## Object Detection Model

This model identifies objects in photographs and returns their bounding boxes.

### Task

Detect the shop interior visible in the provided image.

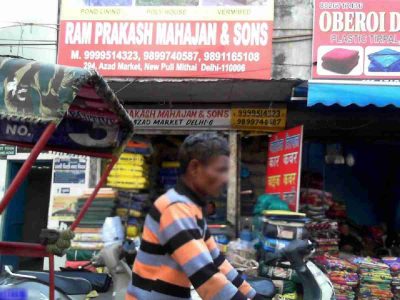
[1,161,52,271]
[40,103,400,300]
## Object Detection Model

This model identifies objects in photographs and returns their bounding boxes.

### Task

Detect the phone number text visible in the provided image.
[78,50,261,63]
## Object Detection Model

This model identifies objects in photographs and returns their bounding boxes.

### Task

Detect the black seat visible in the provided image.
[247,277,276,298]
[17,271,92,295]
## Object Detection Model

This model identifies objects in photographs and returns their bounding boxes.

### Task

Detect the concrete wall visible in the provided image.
[0,0,59,64]
[272,0,313,80]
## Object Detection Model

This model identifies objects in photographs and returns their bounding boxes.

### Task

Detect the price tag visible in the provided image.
[231,107,287,132]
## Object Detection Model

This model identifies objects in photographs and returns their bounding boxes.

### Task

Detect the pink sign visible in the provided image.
[313,0,400,80]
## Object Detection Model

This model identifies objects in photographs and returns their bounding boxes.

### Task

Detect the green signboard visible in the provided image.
[0,145,16,156]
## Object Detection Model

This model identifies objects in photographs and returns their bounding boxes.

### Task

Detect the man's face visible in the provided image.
[190,155,230,197]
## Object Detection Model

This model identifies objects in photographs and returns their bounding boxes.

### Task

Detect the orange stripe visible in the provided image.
[141,227,159,244]
[160,202,196,230]
[205,236,218,251]
[172,239,209,265]
[154,195,171,211]
[125,294,137,300]
[158,265,191,288]
[196,273,230,300]
[219,260,234,275]
[239,281,253,296]
[133,260,160,280]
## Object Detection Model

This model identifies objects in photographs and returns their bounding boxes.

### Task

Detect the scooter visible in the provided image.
[0,243,133,300]
[247,239,335,300]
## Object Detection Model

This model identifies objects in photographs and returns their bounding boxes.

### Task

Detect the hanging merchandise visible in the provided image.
[108,139,153,242]
[115,190,150,239]
[301,189,340,255]
[107,152,149,189]
[159,161,180,191]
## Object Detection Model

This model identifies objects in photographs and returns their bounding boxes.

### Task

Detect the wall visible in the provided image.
[273,0,313,79]
[0,0,58,63]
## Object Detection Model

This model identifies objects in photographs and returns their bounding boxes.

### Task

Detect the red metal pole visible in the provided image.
[70,156,118,230]
[0,123,57,214]
[49,254,55,300]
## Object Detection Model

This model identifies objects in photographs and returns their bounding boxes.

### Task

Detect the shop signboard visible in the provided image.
[129,108,231,130]
[265,126,303,212]
[57,0,274,80]
[0,145,16,156]
[231,106,286,132]
[313,0,400,80]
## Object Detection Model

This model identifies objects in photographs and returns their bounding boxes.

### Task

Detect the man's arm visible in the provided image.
[159,202,248,300]
[204,230,257,299]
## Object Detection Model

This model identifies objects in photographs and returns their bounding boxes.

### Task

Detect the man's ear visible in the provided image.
[187,159,201,176]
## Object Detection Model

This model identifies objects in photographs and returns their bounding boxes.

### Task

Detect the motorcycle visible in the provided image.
[193,239,334,300]
[254,239,334,299]
[0,239,333,300]
[0,243,133,300]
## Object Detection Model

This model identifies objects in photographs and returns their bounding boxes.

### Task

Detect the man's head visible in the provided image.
[179,132,230,197]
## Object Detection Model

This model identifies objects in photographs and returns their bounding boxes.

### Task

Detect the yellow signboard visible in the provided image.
[231,106,287,132]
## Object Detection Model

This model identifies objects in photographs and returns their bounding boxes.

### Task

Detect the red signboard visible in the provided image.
[313,0,400,80]
[57,2,274,80]
[265,126,303,212]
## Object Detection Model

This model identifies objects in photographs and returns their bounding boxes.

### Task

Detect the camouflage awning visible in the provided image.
[0,56,134,157]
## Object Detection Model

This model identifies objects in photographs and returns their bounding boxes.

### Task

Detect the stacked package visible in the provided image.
[111,140,152,239]
[107,153,149,190]
[314,255,358,300]
[350,256,393,299]
[116,191,150,239]
[208,224,231,254]
[382,257,400,299]
[66,188,116,270]
[301,189,340,255]
[258,211,309,300]
[159,161,180,191]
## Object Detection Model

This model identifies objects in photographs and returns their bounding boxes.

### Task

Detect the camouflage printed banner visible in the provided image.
[0,57,134,156]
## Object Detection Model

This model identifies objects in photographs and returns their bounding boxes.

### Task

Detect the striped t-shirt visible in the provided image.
[126,181,256,300]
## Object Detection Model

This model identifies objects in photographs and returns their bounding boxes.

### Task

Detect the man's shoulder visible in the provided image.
[153,189,196,212]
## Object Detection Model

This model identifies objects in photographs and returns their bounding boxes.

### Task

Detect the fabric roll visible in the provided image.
[71,241,104,250]
[66,249,100,261]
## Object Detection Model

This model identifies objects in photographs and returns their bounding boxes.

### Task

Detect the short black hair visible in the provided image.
[179,132,230,173]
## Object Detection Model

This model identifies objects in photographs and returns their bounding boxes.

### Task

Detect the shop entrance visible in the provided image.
[0,160,52,271]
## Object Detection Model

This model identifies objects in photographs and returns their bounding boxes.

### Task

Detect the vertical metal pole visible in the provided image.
[227,131,239,234]
[70,157,118,230]
[49,254,55,300]
[0,123,57,214]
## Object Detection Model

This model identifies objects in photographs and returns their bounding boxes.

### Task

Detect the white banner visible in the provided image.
[128,108,231,130]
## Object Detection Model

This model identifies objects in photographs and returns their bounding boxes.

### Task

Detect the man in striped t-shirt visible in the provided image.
[126,133,260,300]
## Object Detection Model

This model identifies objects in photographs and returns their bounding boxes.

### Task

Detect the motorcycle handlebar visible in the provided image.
[274,240,314,269]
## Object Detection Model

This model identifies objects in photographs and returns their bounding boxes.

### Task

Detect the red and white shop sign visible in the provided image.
[57,1,274,80]
[265,126,303,212]
[313,0,400,79]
